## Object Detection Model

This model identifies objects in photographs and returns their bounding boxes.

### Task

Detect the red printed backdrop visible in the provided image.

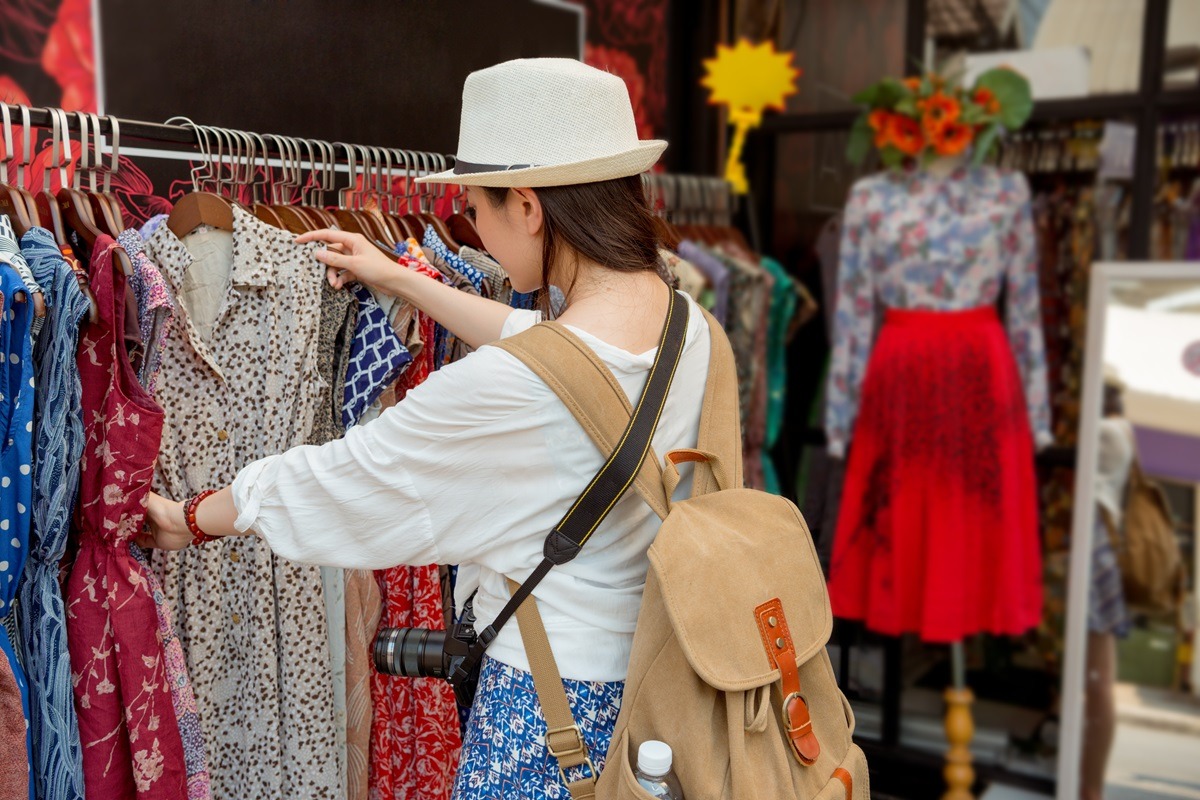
[2,0,170,225]
[569,0,671,142]
[2,1,673,227]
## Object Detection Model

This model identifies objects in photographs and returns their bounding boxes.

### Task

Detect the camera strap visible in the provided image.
[450,288,689,688]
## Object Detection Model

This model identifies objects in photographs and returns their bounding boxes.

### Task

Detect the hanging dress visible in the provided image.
[825,166,1050,643]
[144,208,341,800]
[119,228,214,800]
[369,254,461,800]
[66,236,188,797]
[0,252,35,800]
[17,227,89,800]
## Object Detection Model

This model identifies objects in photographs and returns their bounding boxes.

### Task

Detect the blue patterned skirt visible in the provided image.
[451,655,625,799]
[1089,510,1130,637]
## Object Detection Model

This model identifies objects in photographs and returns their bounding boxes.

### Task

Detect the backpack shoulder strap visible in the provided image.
[493,319,672,520]
[694,307,744,493]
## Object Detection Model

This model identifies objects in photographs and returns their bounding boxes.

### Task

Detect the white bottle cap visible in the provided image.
[637,740,673,777]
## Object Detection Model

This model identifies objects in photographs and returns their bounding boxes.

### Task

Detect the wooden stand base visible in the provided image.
[942,687,976,800]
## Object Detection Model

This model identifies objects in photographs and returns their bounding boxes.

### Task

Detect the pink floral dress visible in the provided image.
[66,237,188,798]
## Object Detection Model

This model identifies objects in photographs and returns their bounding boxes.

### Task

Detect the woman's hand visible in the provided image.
[136,492,193,551]
[295,229,407,293]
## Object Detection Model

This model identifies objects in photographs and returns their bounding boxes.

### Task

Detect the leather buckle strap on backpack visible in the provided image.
[756,598,821,766]
[451,289,689,714]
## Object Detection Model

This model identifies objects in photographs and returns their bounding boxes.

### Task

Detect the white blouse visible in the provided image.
[232,291,711,681]
[1095,417,1135,526]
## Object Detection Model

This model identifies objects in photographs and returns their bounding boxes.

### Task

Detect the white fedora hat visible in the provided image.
[417,58,667,188]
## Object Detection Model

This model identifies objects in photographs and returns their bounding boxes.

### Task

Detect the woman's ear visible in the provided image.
[511,187,543,237]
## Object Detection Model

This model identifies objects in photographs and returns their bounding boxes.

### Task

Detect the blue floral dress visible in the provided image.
[16,227,89,800]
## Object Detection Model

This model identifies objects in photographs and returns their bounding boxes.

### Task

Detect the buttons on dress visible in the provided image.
[217,429,229,441]
[229,550,241,563]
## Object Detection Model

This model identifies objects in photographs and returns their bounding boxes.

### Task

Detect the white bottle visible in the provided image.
[634,740,685,799]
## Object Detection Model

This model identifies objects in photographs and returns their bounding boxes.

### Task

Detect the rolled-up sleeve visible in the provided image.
[231,338,546,570]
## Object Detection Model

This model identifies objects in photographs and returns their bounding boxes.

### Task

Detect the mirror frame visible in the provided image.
[1058,261,1200,799]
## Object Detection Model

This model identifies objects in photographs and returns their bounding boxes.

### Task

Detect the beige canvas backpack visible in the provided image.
[494,298,869,800]
[1105,456,1183,613]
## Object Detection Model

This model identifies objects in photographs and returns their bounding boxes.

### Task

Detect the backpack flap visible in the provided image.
[647,487,833,692]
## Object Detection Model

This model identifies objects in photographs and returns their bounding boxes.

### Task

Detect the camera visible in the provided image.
[373,596,484,707]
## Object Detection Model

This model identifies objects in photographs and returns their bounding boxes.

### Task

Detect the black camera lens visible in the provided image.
[374,627,448,678]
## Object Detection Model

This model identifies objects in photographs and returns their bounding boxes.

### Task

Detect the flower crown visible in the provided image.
[847,67,1033,167]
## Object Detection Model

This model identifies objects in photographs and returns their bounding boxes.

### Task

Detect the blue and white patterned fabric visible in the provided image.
[422,226,486,293]
[451,655,624,800]
[0,253,35,799]
[1089,513,1131,637]
[0,215,42,339]
[342,284,412,428]
[17,227,88,800]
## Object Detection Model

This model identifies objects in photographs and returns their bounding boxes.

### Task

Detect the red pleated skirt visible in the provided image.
[828,307,1042,642]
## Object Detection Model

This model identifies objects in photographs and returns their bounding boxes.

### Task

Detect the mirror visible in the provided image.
[1061,262,1200,799]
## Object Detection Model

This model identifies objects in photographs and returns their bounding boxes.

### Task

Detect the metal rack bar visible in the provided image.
[1,103,455,163]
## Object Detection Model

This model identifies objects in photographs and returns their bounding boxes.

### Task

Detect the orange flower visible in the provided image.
[903,77,922,93]
[868,109,897,147]
[890,115,924,156]
[931,120,974,156]
[918,91,961,127]
[973,87,1001,114]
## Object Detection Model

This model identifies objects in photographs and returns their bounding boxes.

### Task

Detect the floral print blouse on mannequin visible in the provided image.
[826,165,1052,457]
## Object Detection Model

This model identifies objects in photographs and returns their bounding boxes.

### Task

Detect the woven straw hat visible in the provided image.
[416,58,667,187]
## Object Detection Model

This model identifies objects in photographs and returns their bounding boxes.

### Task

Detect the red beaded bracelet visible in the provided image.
[185,490,219,546]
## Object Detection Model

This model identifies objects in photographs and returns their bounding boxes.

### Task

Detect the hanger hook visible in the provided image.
[0,104,13,179]
[335,143,354,210]
[73,111,89,191]
[100,114,119,194]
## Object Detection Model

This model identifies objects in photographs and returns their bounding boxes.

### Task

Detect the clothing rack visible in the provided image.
[643,172,762,253]
[2,103,456,172]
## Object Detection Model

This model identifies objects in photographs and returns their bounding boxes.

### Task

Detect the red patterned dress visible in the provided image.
[369,254,462,799]
[66,237,187,798]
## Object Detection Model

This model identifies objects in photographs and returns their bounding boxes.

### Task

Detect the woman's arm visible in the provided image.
[139,487,241,551]
[296,228,517,349]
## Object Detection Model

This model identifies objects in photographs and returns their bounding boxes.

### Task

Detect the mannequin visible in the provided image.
[826,149,1048,800]
[927,152,976,800]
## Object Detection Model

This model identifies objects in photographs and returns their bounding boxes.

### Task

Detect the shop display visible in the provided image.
[828,64,1046,642]
[0,2,1195,796]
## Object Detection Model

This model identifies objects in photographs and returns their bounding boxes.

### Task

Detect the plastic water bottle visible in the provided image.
[634,740,685,799]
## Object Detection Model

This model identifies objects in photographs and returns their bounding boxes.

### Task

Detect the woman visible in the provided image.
[1081,369,1135,800]
[140,58,714,797]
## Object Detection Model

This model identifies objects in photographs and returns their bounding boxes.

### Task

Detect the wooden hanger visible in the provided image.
[415,153,459,251]
[302,139,341,229]
[91,115,126,232]
[334,142,403,258]
[73,113,121,237]
[46,109,132,276]
[165,121,235,239]
[249,133,286,229]
[0,104,37,237]
[271,137,320,234]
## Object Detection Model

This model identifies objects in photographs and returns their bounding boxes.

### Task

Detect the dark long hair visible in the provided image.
[483,175,665,313]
